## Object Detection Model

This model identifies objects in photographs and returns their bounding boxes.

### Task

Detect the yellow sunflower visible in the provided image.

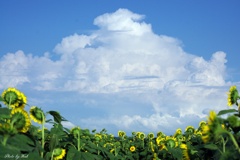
[118,130,126,137]
[52,148,66,160]
[137,132,145,140]
[165,136,178,148]
[201,124,211,143]
[199,121,207,127]
[147,132,155,139]
[1,88,27,109]
[207,110,217,125]
[185,126,195,134]
[174,128,182,137]
[227,85,239,106]
[180,144,190,160]
[130,146,136,152]
[16,92,27,109]
[29,106,45,124]
[10,108,31,133]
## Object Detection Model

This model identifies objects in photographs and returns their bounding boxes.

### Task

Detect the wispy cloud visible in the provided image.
[0,8,235,135]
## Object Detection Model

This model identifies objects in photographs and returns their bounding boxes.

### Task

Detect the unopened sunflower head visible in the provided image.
[227,85,239,107]
[10,108,31,133]
[29,106,45,124]
[1,88,27,109]
[71,126,81,139]
[53,148,66,160]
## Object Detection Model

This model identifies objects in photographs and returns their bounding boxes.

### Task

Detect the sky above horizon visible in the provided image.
[1,1,240,135]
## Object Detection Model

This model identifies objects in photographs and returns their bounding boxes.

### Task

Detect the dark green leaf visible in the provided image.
[7,133,36,152]
[217,109,238,116]
[47,111,67,124]
[49,134,59,151]
[168,147,183,160]
[204,143,219,150]
[0,143,21,159]
[0,108,11,119]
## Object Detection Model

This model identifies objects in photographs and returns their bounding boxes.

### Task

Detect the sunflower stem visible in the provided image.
[7,95,12,109]
[77,131,80,151]
[221,136,225,153]
[50,149,54,160]
[227,132,240,153]
[41,112,45,158]
[2,134,9,146]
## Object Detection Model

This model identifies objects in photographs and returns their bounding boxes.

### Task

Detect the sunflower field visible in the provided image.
[0,86,240,160]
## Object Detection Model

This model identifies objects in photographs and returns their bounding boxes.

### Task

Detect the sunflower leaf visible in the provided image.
[0,108,11,119]
[217,109,238,116]
[204,143,219,150]
[47,111,65,124]
[0,96,3,102]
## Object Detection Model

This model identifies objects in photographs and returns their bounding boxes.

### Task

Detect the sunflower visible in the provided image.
[174,128,182,137]
[29,106,45,124]
[185,126,195,134]
[1,88,27,109]
[137,132,145,140]
[147,132,155,139]
[16,92,27,109]
[10,108,31,133]
[201,124,211,143]
[70,126,81,139]
[199,121,206,127]
[227,85,239,106]
[207,110,217,125]
[165,136,178,148]
[180,144,190,160]
[52,148,66,160]
[118,130,126,137]
[156,136,165,146]
[130,146,136,152]
[157,131,165,138]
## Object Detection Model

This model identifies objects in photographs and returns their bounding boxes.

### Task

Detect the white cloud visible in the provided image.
[0,8,235,135]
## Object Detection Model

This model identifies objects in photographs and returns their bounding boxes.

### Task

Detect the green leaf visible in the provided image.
[6,133,36,152]
[49,134,59,151]
[168,147,183,160]
[217,109,238,116]
[0,96,3,102]
[0,108,11,119]
[204,143,219,150]
[47,111,67,124]
[0,143,21,159]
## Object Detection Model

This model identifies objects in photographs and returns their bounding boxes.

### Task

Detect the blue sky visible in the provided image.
[1,1,240,135]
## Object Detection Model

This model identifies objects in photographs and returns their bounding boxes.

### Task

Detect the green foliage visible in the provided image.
[0,86,240,159]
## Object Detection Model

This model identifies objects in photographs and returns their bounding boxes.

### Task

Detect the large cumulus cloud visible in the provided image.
[0,9,233,135]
